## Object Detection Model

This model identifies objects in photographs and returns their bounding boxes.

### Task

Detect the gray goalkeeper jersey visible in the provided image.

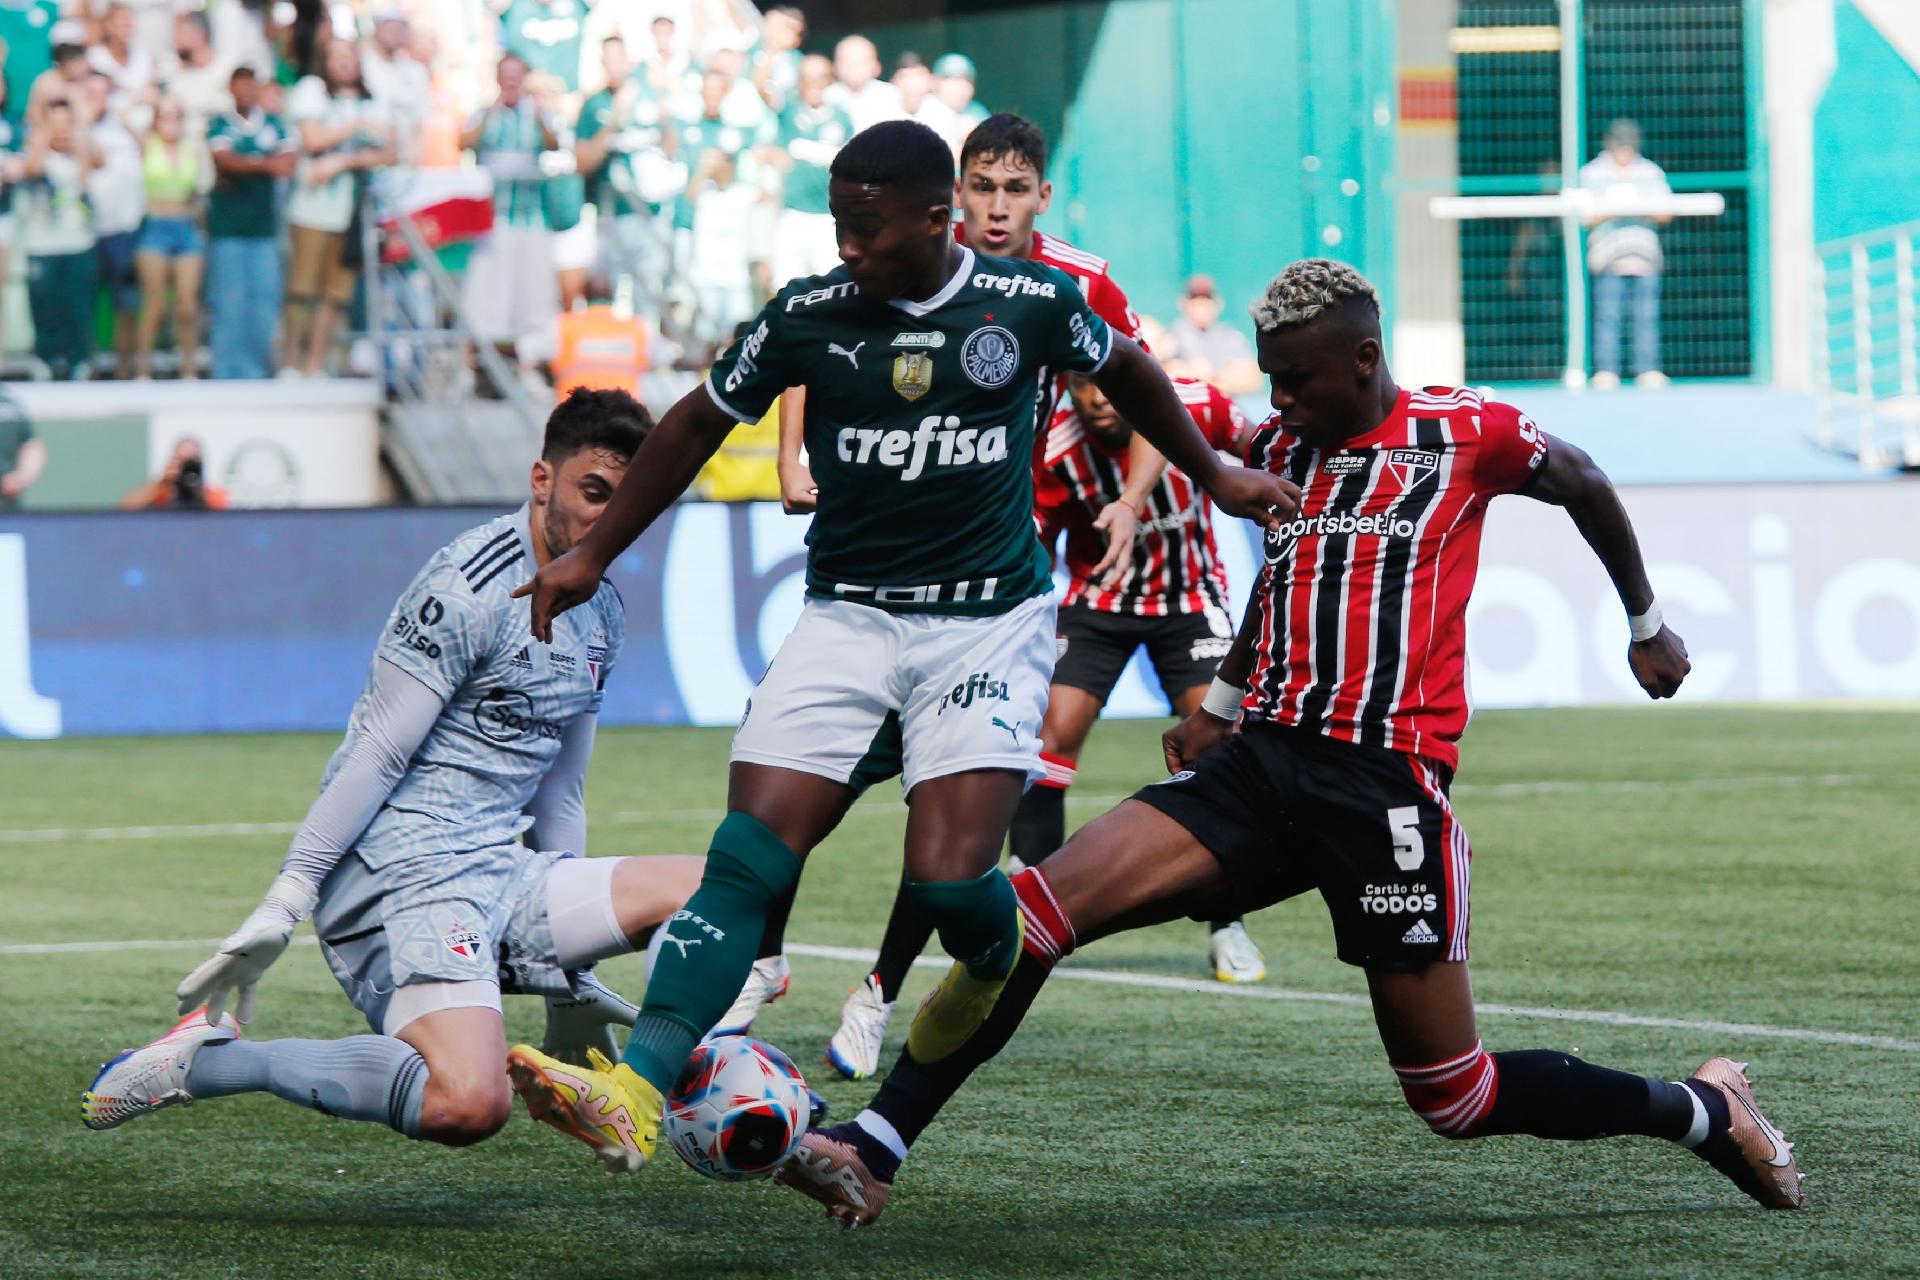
[323,504,625,869]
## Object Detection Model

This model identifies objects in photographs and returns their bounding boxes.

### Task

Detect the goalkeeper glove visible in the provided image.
[176,871,319,1025]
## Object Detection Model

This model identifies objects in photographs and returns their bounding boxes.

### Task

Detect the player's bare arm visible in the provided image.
[515,389,737,641]
[1162,574,1266,773]
[1085,435,1165,586]
[1524,432,1691,699]
[1091,336,1299,530]
[776,387,816,513]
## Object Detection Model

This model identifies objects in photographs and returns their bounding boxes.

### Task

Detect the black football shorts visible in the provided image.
[1133,721,1471,972]
[1052,603,1234,709]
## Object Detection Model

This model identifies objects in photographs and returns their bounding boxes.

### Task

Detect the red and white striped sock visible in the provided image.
[1036,751,1077,792]
[1010,866,1076,969]
[1391,1040,1500,1138]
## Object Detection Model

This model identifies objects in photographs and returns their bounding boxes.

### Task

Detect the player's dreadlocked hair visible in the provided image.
[542,387,652,464]
[1251,259,1381,333]
[830,119,955,207]
[960,112,1048,178]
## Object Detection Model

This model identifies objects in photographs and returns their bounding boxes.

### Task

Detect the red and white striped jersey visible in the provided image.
[1035,378,1250,616]
[953,226,1144,346]
[1243,385,1549,769]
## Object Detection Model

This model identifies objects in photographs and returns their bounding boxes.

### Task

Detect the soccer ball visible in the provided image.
[664,1035,811,1181]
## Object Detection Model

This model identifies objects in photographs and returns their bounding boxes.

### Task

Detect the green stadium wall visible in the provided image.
[806,0,1396,338]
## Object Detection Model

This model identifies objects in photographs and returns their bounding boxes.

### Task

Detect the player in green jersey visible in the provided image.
[499,121,1301,1177]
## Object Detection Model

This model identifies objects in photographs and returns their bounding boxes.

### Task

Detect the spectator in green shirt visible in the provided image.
[0,0,58,128]
[461,52,561,346]
[758,54,850,287]
[574,34,674,307]
[497,0,584,95]
[206,66,296,379]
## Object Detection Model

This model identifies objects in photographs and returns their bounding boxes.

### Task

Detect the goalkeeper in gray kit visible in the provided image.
[84,390,719,1148]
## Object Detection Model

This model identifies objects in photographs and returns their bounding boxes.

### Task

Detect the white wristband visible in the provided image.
[1628,601,1664,643]
[1201,676,1245,721]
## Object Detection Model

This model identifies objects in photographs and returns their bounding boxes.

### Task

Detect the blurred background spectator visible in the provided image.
[0,387,45,511]
[515,273,651,402]
[461,50,558,355]
[84,67,142,377]
[1582,118,1671,391]
[166,11,228,136]
[88,4,154,103]
[205,64,293,379]
[133,94,208,379]
[362,7,429,160]
[119,433,229,509]
[282,37,392,378]
[750,4,803,111]
[759,51,845,286]
[1164,273,1262,395]
[933,53,986,138]
[498,0,582,95]
[21,96,97,379]
[1,2,64,129]
[825,34,898,132]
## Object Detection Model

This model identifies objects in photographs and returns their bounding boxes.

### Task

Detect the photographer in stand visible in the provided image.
[119,436,231,510]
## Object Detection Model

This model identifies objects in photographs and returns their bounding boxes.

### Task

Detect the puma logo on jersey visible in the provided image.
[828,341,865,368]
[835,415,1010,481]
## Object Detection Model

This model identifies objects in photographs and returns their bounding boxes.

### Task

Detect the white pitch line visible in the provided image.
[4,933,1909,1052]
[0,772,1897,847]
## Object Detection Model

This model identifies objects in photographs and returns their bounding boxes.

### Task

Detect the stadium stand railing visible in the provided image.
[368,198,545,504]
[1813,218,1920,470]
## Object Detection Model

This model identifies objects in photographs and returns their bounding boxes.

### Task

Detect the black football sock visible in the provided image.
[865,948,1054,1150]
[1208,916,1243,933]
[1480,1050,1725,1141]
[870,872,935,1001]
[1008,782,1066,868]
[757,885,795,961]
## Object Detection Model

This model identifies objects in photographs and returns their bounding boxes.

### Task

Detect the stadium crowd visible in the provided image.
[0,0,1031,383]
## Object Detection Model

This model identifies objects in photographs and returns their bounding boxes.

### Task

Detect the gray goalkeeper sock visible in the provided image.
[186,1036,430,1138]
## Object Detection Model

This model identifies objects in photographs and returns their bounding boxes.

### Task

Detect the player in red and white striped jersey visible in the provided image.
[1024,372,1265,983]
[781,260,1805,1226]
[1038,374,1246,617]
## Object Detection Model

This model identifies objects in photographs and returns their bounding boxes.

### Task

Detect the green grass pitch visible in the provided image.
[2,706,1916,1278]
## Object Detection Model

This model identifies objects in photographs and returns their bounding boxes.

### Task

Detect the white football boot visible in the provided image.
[1208,922,1268,984]
[825,974,896,1080]
[707,954,791,1038]
[82,1008,240,1131]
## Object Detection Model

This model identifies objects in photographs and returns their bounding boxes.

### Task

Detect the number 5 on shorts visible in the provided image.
[1388,806,1425,872]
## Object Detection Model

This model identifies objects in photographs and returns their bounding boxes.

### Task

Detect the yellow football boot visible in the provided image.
[505,1043,661,1173]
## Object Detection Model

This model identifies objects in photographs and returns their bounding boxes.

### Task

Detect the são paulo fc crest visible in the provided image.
[893,352,934,401]
[444,921,483,960]
[1386,447,1438,489]
[961,326,1020,388]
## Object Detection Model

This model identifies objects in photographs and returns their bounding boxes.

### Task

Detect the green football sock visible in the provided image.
[908,867,1020,981]
[621,812,802,1091]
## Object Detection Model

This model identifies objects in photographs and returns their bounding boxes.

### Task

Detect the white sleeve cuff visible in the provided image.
[703,375,759,424]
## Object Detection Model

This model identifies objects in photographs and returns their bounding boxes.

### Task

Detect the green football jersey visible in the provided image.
[706,246,1115,616]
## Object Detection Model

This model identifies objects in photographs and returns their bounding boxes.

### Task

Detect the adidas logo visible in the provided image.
[1401,919,1439,945]
[509,646,533,670]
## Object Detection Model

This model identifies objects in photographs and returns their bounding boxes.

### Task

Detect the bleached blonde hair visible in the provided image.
[1250,259,1380,334]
